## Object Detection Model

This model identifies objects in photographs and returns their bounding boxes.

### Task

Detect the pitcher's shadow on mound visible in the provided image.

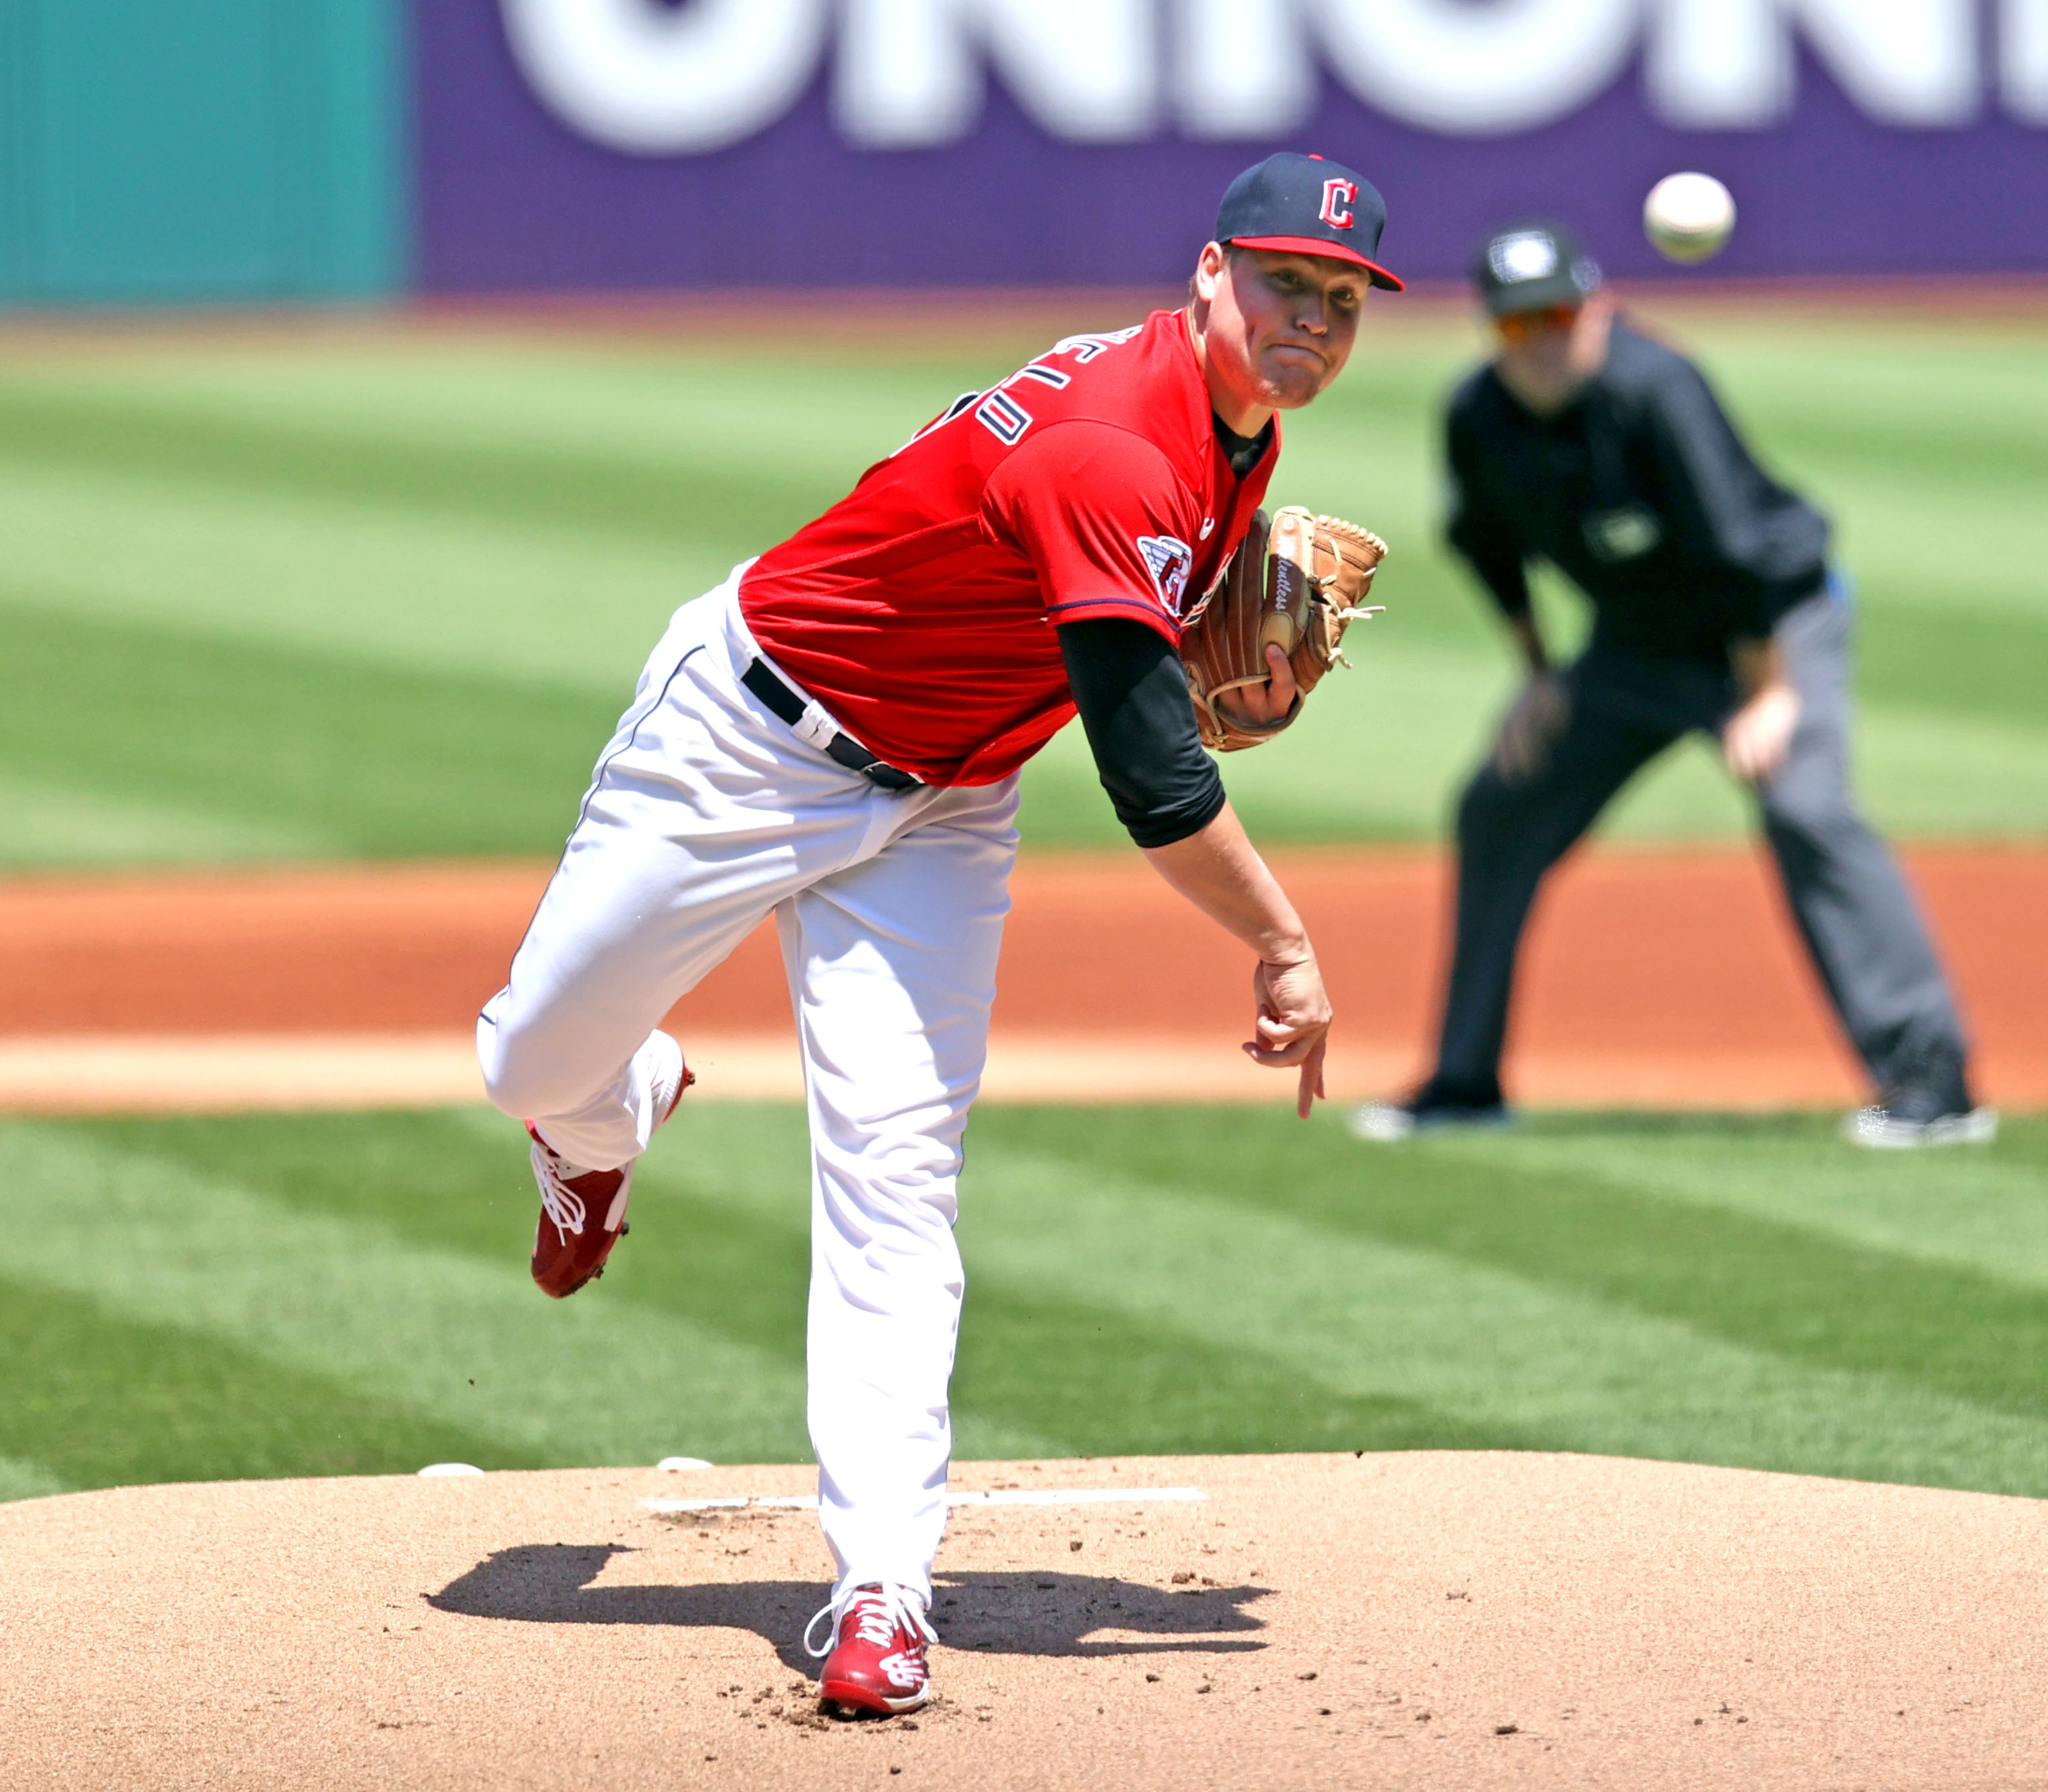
[429,1544,1270,1674]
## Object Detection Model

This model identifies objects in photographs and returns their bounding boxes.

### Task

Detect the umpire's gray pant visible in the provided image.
[1432,585,1967,1101]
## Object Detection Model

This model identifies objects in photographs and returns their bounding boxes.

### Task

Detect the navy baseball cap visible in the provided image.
[1472,220,1603,316]
[1216,153,1403,291]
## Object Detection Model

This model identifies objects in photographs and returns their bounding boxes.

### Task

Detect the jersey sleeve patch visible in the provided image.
[1135,534,1195,618]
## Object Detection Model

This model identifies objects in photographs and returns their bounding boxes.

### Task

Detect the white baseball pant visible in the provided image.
[477,569,1019,1609]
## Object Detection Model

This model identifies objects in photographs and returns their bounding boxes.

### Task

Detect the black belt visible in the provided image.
[740,657,921,791]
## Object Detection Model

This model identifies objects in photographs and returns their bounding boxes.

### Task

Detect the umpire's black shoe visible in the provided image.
[1351,1078,1514,1143]
[1843,1040,1998,1149]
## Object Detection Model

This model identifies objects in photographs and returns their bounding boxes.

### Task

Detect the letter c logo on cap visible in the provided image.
[1318,179,1357,230]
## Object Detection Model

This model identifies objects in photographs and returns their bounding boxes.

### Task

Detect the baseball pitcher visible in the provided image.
[477,154,1397,1714]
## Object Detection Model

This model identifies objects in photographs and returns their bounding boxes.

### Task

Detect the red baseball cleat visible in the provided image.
[527,1034,691,1299]
[806,1583,936,1716]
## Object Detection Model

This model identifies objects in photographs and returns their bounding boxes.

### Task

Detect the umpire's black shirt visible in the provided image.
[1445,319,1829,663]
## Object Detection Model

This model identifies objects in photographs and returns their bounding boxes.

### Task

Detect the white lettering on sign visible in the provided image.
[502,0,2035,155]
[1647,0,1979,129]
[1176,0,1316,137]
[501,0,827,153]
[1312,0,1638,135]
[2004,0,2048,121]
[836,0,1157,148]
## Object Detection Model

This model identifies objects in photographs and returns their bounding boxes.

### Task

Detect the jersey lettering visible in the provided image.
[1048,325,1144,364]
[974,389,1033,446]
[891,389,982,458]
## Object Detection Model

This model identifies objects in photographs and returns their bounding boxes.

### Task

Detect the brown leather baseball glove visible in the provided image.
[1179,505,1387,751]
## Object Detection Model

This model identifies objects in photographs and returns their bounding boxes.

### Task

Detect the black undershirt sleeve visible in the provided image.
[1057,618,1226,850]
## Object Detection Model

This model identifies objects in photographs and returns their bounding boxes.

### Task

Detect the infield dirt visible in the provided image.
[0,845,2041,1111]
[4,1451,2045,1791]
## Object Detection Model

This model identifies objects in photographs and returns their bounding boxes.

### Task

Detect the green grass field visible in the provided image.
[0,306,2043,868]
[5,1105,2048,1505]
[3,307,2046,1507]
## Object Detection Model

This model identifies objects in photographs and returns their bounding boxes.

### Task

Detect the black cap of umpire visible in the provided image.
[1472,221,1603,317]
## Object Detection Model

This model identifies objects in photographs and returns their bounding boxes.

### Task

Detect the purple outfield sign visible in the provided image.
[418,1,2048,291]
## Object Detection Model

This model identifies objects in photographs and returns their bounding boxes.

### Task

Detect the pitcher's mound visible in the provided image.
[3,1451,2041,1790]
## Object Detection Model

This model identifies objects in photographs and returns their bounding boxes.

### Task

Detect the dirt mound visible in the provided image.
[3,1451,2043,1790]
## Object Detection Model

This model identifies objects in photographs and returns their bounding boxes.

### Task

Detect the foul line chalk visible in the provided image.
[641,1486,1207,1516]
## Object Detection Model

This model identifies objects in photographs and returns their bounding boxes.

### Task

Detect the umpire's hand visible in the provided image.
[1723,685,1801,785]
[1492,671,1569,782]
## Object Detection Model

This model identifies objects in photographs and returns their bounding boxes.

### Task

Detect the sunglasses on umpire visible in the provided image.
[1496,304,1582,343]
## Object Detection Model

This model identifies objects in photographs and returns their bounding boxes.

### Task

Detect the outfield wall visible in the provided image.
[0,0,406,303]
[430,0,2048,291]
[3,1,2048,303]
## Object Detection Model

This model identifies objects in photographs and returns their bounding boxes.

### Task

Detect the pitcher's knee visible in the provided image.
[477,1024,531,1119]
[477,1007,592,1121]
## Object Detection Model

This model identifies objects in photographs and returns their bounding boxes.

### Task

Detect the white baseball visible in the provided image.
[1644,172,1735,264]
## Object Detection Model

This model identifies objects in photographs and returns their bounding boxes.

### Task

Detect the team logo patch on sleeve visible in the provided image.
[1136,534,1195,617]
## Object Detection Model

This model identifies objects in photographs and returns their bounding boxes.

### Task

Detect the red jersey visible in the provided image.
[738,308,1278,787]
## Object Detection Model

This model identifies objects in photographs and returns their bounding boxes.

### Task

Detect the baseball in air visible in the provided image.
[1644,172,1735,263]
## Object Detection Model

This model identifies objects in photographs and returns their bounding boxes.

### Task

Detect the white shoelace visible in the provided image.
[530,1145,587,1245]
[530,1034,679,1251]
[803,1582,936,1659]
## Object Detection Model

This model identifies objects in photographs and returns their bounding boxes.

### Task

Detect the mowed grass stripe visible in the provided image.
[643,1105,2048,1494]
[0,382,837,561]
[0,349,985,503]
[0,768,327,870]
[0,462,705,691]
[590,1116,1513,1458]
[1438,1121,2048,1293]
[953,1138,2048,1497]
[0,324,2043,860]
[0,601,618,860]
[1724,344,2048,501]
[986,1109,2048,1416]
[0,1121,816,1471]
[0,1276,499,1491]
[16,1107,2048,1495]
[1855,605,2048,732]
[89,1110,1464,1464]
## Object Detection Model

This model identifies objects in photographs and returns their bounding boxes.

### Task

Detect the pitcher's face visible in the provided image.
[1196,245,1366,417]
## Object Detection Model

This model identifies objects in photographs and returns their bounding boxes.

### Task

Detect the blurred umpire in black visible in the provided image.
[1358,222,1991,1149]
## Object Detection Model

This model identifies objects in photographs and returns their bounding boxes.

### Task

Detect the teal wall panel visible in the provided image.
[0,0,406,303]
